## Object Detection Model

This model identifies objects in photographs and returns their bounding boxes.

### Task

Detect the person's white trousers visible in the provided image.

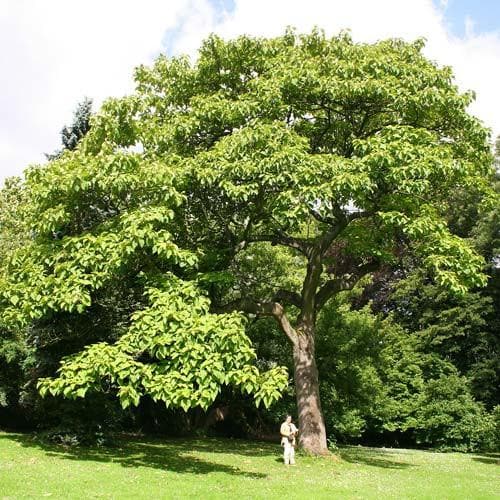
[283,441,295,465]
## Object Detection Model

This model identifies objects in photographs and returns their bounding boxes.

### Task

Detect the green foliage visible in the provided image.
[0,177,29,258]
[133,29,492,295]
[0,328,27,410]
[61,98,93,151]
[316,300,390,439]
[46,98,93,160]
[470,175,500,265]
[0,154,188,327]
[493,405,500,447]
[404,374,497,452]
[389,271,499,409]
[230,242,306,302]
[314,291,498,451]
[37,275,287,411]
[0,178,31,419]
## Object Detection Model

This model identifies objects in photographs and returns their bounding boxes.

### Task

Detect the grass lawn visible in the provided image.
[0,432,498,499]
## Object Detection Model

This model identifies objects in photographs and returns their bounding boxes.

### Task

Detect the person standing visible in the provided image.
[280,415,298,465]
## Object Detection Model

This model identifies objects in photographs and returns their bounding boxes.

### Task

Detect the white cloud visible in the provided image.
[0,0,201,183]
[429,28,500,136]
[1,0,499,185]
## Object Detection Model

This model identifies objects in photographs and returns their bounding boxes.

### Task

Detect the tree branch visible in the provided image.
[347,210,369,222]
[315,260,380,310]
[319,224,346,254]
[239,232,313,256]
[216,298,298,346]
[308,207,336,226]
[315,278,344,310]
[273,289,302,308]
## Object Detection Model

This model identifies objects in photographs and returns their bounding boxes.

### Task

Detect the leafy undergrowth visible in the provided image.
[0,432,498,499]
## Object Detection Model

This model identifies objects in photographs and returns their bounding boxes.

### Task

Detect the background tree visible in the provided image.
[46,98,93,160]
[0,30,495,455]
[0,178,29,420]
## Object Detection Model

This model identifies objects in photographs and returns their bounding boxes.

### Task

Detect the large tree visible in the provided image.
[1,30,494,454]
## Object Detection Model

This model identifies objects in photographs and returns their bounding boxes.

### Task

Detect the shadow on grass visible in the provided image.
[1,433,425,472]
[472,453,500,466]
[339,446,415,469]
[0,433,269,478]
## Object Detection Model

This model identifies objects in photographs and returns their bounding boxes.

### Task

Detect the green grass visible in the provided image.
[0,432,498,499]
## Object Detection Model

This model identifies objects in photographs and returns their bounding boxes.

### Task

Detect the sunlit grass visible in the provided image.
[0,432,498,499]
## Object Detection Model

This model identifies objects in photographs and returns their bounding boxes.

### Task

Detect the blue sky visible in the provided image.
[210,0,236,16]
[436,0,500,37]
[1,0,499,184]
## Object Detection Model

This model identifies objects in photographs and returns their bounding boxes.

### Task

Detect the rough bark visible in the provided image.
[293,322,329,454]
[292,247,329,454]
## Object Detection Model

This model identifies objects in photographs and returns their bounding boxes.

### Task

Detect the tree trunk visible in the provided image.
[293,322,329,455]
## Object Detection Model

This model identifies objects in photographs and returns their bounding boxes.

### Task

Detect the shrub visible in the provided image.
[405,374,496,452]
